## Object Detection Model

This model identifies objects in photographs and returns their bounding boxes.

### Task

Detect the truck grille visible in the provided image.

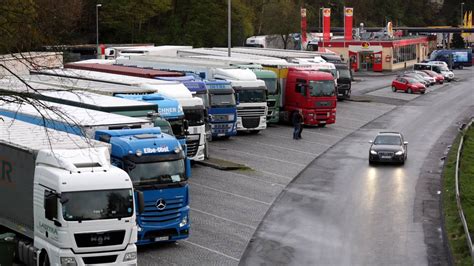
[74,230,125,247]
[378,152,394,157]
[185,134,200,157]
[315,101,331,107]
[82,255,117,264]
[212,123,234,134]
[141,197,185,224]
[237,106,266,117]
[242,117,261,129]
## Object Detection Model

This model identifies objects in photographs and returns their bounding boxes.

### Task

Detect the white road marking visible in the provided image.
[190,182,272,205]
[182,240,240,262]
[191,208,257,230]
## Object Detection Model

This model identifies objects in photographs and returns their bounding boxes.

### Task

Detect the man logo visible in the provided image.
[156,199,166,211]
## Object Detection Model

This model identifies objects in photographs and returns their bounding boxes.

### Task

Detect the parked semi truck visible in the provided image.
[0,116,138,265]
[67,62,237,140]
[23,74,187,141]
[157,75,238,139]
[114,57,267,133]
[0,101,191,245]
[172,49,337,126]
[35,68,207,161]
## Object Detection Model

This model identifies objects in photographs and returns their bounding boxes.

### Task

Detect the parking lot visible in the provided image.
[139,91,404,264]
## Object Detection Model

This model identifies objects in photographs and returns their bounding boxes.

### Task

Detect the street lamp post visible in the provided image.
[228,0,231,57]
[461,2,465,27]
[96,4,102,59]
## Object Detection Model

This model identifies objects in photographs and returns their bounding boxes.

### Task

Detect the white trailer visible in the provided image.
[0,116,138,265]
[35,68,207,161]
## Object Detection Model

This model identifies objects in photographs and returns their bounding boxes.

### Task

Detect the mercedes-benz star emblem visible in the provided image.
[156,199,166,211]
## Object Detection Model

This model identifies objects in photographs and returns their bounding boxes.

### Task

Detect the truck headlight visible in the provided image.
[60,257,77,266]
[123,252,137,262]
[180,215,188,227]
[395,150,404,156]
[370,150,377,155]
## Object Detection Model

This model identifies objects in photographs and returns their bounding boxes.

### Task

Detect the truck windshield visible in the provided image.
[338,69,351,79]
[163,118,185,138]
[210,93,236,107]
[261,78,277,95]
[194,93,210,108]
[128,159,186,187]
[62,189,134,221]
[184,108,205,126]
[236,88,266,103]
[309,80,335,97]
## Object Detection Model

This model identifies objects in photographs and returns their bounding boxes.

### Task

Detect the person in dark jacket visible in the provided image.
[292,110,304,139]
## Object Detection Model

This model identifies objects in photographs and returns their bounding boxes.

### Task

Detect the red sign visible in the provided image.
[344,7,353,40]
[301,8,307,45]
[361,42,370,49]
[323,8,331,42]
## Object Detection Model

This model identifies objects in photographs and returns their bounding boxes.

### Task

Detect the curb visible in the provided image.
[195,157,250,171]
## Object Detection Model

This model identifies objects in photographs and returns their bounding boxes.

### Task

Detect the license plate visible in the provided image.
[320,121,327,124]
[155,236,169,241]
[218,133,225,137]
[381,156,391,159]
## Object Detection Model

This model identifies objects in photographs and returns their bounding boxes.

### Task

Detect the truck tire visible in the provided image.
[40,252,50,266]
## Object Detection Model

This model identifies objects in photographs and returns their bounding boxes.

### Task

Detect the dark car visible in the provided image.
[391,77,426,94]
[369,132,408,164]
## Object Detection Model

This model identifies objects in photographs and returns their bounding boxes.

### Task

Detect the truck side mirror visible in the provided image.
[136,190,145,214]
[44,193,58,221]
[183,120,189,132]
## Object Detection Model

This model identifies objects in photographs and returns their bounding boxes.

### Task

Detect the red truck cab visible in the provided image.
[285,68,337,126]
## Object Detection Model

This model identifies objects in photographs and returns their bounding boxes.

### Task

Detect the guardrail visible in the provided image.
[455,119,474,263]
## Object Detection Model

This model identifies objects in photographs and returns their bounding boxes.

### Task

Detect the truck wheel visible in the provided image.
[41,252,50,266]
[392,86,397,92]
[460,65,464,70]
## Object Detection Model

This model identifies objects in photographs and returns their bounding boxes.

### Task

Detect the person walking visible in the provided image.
[292,110,304,140]
[297,110,304,139]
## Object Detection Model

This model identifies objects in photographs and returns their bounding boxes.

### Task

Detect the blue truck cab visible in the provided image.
[158,76,237,139]
[95,127,191,245]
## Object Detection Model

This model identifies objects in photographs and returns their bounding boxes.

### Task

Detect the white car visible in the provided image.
[428,61,449,68]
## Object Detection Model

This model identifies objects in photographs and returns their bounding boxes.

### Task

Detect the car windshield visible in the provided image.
[439,65,449,71]
[261,78,277,94]
[236,88,266,103]
[62,189,134,221]
[374,135,402,145]
[127,159,186,187]
[308,80,335,97]
[210,93,236,107]
[166,118,185,138]
[405,78,418,83]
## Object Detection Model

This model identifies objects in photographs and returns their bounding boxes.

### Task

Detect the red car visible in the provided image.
[421,70,444,84]
[391,77,426,94]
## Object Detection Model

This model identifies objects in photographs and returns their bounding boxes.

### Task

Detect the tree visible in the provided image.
[259,0,301,49]
[450,33,466,49]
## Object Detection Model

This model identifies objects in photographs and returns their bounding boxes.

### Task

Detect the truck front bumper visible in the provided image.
[54,243,137,265]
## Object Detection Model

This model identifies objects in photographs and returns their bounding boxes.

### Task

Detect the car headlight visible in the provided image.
[123,252,137,262]
[370,150,377,155]
[395,150,404,156]
[60,257,77,266]
[180,215,188,227]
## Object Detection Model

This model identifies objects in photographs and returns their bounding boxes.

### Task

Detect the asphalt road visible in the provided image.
[138,69,472,265]
[241,69,474,265]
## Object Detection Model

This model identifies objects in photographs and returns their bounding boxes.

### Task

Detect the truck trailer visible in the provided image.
[0,116,138,265]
